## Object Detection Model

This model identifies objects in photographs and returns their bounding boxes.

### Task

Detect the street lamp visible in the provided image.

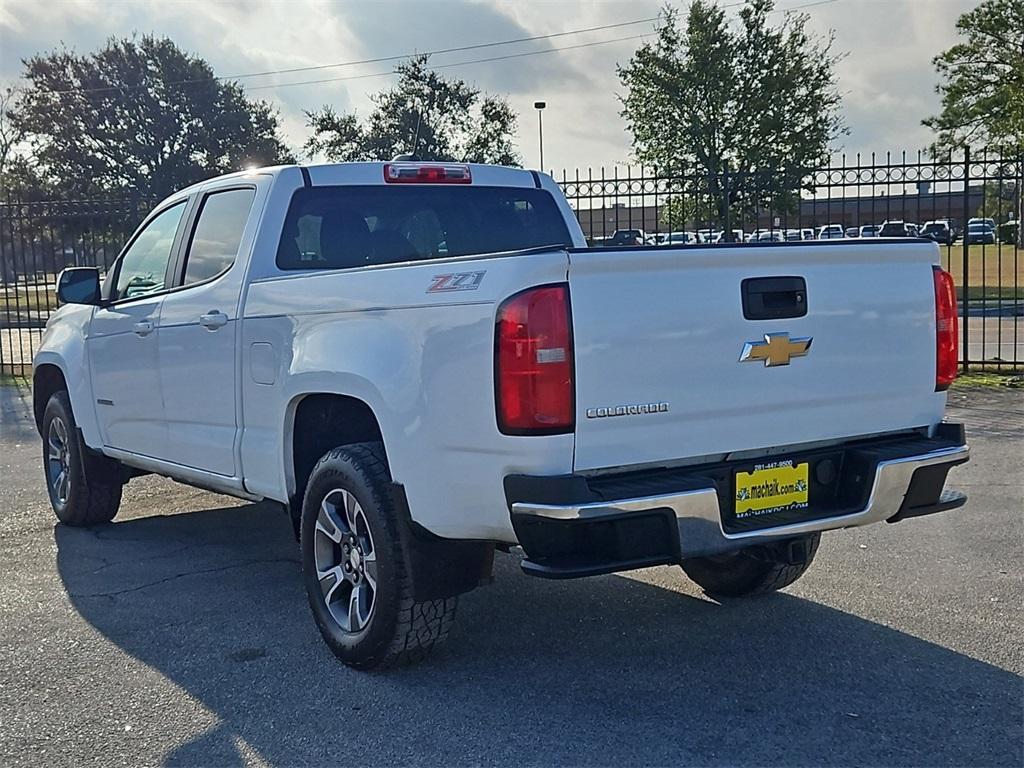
[534,101,546,172]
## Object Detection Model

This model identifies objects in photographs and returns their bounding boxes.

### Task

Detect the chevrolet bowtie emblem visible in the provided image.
[739,332,812,367]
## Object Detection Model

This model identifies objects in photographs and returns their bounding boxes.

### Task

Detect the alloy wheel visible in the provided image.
[313,488,378,633]
[47,417,72,505]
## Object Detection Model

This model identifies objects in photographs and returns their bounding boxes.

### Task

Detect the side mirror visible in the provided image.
[56,267,102,306]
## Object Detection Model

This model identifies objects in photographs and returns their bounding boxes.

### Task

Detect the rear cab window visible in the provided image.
[276,186,573,271]
[181,188,256,285]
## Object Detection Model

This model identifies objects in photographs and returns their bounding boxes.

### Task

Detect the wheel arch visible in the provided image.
[33,362,69,435]
[283,391,386,530]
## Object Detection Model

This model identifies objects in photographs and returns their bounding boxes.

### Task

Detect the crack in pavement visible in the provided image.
[70,557,300,599]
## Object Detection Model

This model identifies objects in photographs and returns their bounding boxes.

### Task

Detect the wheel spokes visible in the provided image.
[318,564,345,598]
[52,417,68,446]
[342,489,360,532]
[317,492,348,542]
[55,470,69,501]
[362,551,378,591]
[47,435,62,461]
[349,583,371,631]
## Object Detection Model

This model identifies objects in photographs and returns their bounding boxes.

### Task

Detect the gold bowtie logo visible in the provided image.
[739,333,812,367]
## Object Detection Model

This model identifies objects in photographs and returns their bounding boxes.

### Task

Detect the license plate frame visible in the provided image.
[734,459,810,521]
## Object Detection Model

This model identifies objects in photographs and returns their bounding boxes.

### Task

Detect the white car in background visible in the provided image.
[859,225,881,238]
[818,224,845,239]
[664,231,704,245]
[712,229,745,244]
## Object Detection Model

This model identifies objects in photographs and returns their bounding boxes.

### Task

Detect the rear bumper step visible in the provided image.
[506,428,969,579]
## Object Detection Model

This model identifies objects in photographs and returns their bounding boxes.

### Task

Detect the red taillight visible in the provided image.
[383,162,471,184]
[495,285,574,434]
[934,266,958,391]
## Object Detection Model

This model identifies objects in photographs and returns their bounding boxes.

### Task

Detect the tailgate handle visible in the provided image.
[741,277,807,320]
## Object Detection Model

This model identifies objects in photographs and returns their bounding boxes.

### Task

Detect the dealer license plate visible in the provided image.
[734,459,810,520]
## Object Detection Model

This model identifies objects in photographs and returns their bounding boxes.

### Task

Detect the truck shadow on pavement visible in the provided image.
[55,500,1022,767]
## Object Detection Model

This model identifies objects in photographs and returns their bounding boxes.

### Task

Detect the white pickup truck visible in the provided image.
[34,161,969,669]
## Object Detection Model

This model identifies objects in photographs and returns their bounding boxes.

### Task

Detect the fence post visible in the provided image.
[722,163,731,241]
[961,147,970,372]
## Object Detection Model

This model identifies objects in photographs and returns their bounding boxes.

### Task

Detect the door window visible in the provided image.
[182,188,257,285]
[114,202,187,300]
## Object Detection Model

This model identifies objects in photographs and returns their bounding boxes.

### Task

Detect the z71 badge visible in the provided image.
[427,271,486,293]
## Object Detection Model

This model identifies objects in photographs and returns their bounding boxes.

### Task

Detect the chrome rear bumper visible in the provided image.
[508,437,969,575]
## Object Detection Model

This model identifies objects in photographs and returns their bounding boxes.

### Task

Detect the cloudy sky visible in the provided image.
[0,0,976,171]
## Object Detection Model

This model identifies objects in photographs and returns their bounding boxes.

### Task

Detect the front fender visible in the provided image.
[33,305,100,449]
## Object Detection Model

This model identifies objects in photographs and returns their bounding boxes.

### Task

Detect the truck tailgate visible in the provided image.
[568,241,945,472]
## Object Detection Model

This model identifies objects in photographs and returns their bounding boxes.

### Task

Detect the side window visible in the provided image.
[114,202,187,301]
[182,188,256,285]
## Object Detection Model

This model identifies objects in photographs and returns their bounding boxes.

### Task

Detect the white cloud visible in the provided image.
[0,0,975,170]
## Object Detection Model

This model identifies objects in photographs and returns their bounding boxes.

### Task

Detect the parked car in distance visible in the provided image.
[663,231,704,245]
[606,229,648,247]
[966,222,996,244]
[32,160,969,670]
[968,217,995,230]
[921,220,955,245]
[712,229,745,244]
[845,227,860,238]
[817,224,845,239]
[879,220,914,237]
[754,230,786,242]
[784,229,803,242]
[859,225,881,238]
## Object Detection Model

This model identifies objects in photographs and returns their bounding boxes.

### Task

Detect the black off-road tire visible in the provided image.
[41,390,122,526]
[681,533,821,598]
[300,442,457,670]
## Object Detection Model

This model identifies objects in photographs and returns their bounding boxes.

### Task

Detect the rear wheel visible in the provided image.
[681,533,820,598]
[41,391,122,526]
[300,442,457,669]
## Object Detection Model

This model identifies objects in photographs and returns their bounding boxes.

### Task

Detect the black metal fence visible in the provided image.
[1,149,1021,376]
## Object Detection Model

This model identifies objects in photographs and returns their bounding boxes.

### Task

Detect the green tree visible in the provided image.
[618,1,844,233]
[923,0,1023,154]
[976,180,1018,221]
[12,35,294,198]
[658,194,717,231]
[305,55,520,165]
[924,0,1023,244]
[0,84,26,185]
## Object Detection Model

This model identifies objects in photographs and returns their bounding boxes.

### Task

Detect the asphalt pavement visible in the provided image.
[0,382,1021,767]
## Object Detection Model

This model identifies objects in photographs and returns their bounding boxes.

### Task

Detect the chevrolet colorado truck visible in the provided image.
[34,161,969,669]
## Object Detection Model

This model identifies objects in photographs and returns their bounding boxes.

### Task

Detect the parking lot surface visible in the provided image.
[0,383,1021,767]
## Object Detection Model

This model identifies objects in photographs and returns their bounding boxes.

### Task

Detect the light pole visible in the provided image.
[534,101,546,172]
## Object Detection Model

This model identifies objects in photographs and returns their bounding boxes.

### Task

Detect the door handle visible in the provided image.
[133,320,155,337]
[199,310,229,330]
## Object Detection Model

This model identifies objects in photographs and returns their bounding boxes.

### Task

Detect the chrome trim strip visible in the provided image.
[515,487,721,522]
[511,444,969,558]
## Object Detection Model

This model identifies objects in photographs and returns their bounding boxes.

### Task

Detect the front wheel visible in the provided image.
[681,533,820,598]
[41,391,122,526]
[300,442,457,669]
